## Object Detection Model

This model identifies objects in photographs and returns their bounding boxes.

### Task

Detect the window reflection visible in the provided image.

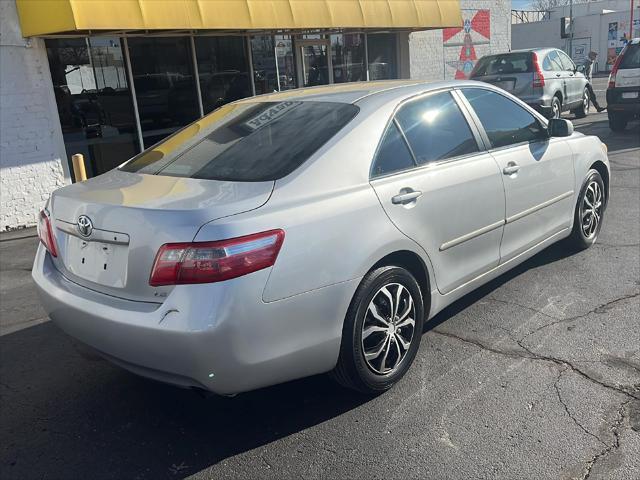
[331,34,365,83]
[195,36,252,113]
[368,33,398,80]
[127,37,200,148]
[46,38,139,178]
[251,35,297,94]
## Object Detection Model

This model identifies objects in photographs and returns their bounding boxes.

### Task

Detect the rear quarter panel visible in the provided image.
[193,102,438,303]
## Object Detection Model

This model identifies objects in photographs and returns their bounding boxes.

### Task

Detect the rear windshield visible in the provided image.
[619,44,640,69]
[120,101,359,181]
[471,52,533,77]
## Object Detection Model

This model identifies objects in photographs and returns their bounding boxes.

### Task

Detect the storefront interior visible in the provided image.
[45,31,402,178]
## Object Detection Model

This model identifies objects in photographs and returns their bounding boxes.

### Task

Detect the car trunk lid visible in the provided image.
[49,169,273,302]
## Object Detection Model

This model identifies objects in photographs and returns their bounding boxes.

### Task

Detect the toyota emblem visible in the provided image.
[77,215,93,237]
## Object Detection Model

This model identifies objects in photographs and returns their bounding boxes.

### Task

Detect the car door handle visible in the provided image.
[392,190,422,205]
[503,162,520,175]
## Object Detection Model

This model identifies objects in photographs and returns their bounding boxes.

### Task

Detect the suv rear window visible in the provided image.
[619,44,640,69]
[470,52,533,77]
[121,101,359,181]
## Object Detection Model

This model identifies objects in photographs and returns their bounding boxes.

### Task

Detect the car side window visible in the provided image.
[543,51,563,71]
[557,51,576,71]
[461,88,548,149]
[394,91,479,166]
[371,122,416,177]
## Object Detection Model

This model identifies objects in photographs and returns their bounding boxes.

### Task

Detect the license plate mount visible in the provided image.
[621,91,639,99]
[64,236,129,288]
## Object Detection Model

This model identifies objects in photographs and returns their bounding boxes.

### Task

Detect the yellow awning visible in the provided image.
[16,0,462,37]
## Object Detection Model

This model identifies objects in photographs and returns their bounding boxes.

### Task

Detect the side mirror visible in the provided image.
[548,118,574,137]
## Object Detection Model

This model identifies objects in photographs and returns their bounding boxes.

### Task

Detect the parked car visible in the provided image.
[470,49,591,119]
[607,38,640,131]
[33,81,610,396]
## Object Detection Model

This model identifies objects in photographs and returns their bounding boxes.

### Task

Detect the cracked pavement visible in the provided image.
[1,86,639,478]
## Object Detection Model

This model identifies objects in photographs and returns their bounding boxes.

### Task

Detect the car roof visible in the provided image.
[236,79,495,107]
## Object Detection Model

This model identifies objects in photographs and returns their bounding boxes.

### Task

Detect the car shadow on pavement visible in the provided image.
[423,240,577,333]
[0,320,371,479]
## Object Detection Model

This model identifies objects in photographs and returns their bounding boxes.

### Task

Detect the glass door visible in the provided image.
[296,39,333,87]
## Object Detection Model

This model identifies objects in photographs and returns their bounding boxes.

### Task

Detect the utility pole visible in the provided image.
[568,0,574,58]
[631,0,635,40]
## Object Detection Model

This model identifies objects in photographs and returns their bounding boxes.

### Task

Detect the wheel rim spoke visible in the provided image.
[364,336,388,361]
[363,325,387,340]
[379,335,392,372]
[368,303,389,326]
[395,331,411,350]
[395,316,415,330]
[397,294,413,322]
[380,286,395,319]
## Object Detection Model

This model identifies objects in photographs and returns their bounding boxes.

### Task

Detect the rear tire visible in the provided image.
[331,266,424,394]
[574,88,590,118]
[549,95,562,119]
[608,112,628,132]
[567,169,605,250]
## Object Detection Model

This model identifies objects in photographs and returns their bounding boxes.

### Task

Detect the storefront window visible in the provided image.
[46,38,139,178]
[367,33,398,80]
[251,35,296,94]
[194,36,251,113]
[331,34,365,83]
[127,37,200,148]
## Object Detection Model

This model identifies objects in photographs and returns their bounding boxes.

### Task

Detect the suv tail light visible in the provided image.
[532,52,545,88]
[149,229,285,286]
[608,48,625,88]
[37,209,58,257]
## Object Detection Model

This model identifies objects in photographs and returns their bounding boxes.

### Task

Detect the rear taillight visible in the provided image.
[532,52,545,88]
[149,229,285,286]
[608,49,624,88]
[37,209,58,257]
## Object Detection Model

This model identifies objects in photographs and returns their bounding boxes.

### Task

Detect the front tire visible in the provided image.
[574,88,590,118]
[567,169,605,250]
[331,266,425,394]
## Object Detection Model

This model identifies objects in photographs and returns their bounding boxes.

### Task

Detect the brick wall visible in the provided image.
[409,0,512,82]
[0,0,69,232]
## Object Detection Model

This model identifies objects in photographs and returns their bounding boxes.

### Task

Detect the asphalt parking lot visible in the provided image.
[1,78,639,480]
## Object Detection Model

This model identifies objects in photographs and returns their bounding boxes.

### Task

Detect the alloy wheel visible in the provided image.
[552,100,561,119]
[361,283,416,375]
[583,90,590,114]
[581,181,603,238]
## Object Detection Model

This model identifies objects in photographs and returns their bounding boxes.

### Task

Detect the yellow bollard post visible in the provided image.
[71,153,87,182]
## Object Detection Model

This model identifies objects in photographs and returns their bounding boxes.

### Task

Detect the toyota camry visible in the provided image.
[33,80,610,395]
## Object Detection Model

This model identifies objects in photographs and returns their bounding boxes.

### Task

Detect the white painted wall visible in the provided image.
[409,0,512,82]
[0,0,69,232]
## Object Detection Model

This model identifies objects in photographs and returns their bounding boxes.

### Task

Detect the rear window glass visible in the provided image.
[619,45,640,69]
[471,53,533,77]
[120,101,359,181]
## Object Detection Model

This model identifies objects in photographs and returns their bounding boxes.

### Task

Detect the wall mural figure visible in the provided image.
[442,9,491,80]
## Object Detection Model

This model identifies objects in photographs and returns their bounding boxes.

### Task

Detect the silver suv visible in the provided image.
[470,49,590,119]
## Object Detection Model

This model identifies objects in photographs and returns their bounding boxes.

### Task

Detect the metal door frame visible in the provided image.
[295,38,333,87]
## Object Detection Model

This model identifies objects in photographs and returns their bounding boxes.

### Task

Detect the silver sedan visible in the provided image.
[33,80,610,395]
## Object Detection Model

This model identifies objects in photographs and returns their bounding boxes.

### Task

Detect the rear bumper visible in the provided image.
[606,87,640,117]
[32,245,358,395]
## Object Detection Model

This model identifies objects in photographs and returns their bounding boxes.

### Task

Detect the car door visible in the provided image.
[459,87,575,262]
[370,90,505,295]
[557,50,583,105]
[543,50,569,104]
